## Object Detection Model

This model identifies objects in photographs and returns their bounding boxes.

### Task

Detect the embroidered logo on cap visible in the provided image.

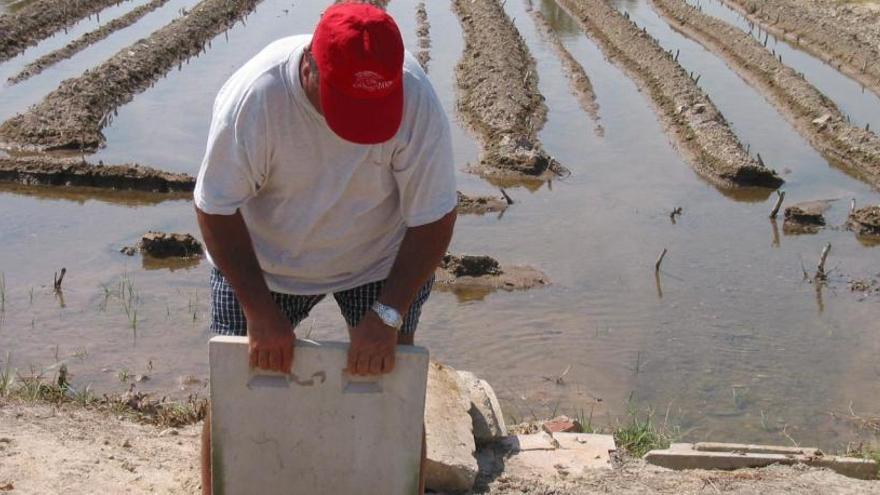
[352,71,394,92]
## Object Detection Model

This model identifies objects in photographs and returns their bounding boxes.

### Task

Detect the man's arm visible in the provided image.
[346,209,456,376]
[196,207,294,373]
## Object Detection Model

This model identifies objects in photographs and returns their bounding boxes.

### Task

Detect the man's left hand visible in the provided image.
[347,310,398,376]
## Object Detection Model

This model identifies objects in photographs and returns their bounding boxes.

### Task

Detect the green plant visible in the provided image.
[117,368,132,383]
[613,406,675,457]
[0,272,6,313]
[0,352,14,397]
[575,405,595,434]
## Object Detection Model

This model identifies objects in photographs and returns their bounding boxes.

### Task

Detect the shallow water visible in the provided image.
[0,0,879,451]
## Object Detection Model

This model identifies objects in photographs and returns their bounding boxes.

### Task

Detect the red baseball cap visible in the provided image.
[311,3,404,145]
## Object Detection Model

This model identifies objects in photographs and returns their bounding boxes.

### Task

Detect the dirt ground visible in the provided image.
[724,0,880,98]
[0,156,195,192]
[554,0,782,190]
[0,0,262,151]
[0,0,123,62]
[652,0,880,189]
[2,400,879,494]
[452,0,564,182]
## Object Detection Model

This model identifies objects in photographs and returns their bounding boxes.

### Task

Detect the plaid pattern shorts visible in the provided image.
[210,268,434,336]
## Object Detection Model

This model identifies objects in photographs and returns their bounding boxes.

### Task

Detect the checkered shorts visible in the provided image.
[209,268,434,336]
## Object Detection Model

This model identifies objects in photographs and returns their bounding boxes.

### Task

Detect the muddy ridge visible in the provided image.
[724,0,880,99]
[8,0,172,85]
[452,0,565,181]
[415,1,430,72]
[0,156,195,192]
[653,0,880,189]
[554,0,782,189]
[848,205,880,237]
[436,253,549,293]
[0,0,262,151]
[526,4,603,136]
[0,0,126,63]
[457,191,509,215]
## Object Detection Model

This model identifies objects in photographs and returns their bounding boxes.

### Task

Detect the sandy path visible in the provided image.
[652,0,880,188]
[554,0,782,189]
[0,401,201,494]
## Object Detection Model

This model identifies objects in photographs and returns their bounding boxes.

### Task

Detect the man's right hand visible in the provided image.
[247,310,295,373]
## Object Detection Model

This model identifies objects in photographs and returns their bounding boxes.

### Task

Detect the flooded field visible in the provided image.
[0,0,878,454]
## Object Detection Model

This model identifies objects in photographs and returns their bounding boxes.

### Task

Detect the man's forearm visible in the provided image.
[195,207,277,320]
[379,209,457,313]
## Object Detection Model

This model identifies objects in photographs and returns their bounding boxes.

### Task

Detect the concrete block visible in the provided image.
[645,442,878,480]
[456,370,508,444]
[499,432,615,479]
[425,362,478,492]
[209,336,429,495]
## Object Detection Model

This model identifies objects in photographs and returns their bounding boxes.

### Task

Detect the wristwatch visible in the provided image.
[371,301,403,331]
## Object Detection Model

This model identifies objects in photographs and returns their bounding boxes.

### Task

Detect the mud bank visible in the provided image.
[849,205,880,237]
[0,0,262,151]
[435,254,549,293]
[724,0,880,99]
[452,0,564,182]
[8,0,172,84]
[0,156,194,192]
[527,3,603,135]
[0,0,125,62]
[415,1,430,72]
[782,200,829,234]
[652,0,880,189]
[554,0,781,189]
[457,191,509,215]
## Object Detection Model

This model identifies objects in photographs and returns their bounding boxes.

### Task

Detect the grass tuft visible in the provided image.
[612,406,675,458]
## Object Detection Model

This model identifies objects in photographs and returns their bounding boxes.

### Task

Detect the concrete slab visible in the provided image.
[645,442,878,480]
[209,336,429,495]
[499,432,615,479]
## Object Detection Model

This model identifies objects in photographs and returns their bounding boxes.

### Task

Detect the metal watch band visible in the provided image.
[371,301,403,330]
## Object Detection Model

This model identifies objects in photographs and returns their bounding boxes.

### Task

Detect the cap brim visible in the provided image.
[320,79,403,145]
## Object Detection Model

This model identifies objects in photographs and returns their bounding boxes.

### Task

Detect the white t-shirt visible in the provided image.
[194,35,457,295]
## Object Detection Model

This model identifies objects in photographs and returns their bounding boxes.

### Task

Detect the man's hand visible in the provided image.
[248,309,295,373]
[347,311,398,376]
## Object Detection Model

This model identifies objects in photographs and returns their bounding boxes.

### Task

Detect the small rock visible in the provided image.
[693,103,707,114]
[812,113,833,129]
[119,246,137,256]
[121,439,131,448]
[134,374,149,383]
[159,428,179,437]
[0,481,14,491]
